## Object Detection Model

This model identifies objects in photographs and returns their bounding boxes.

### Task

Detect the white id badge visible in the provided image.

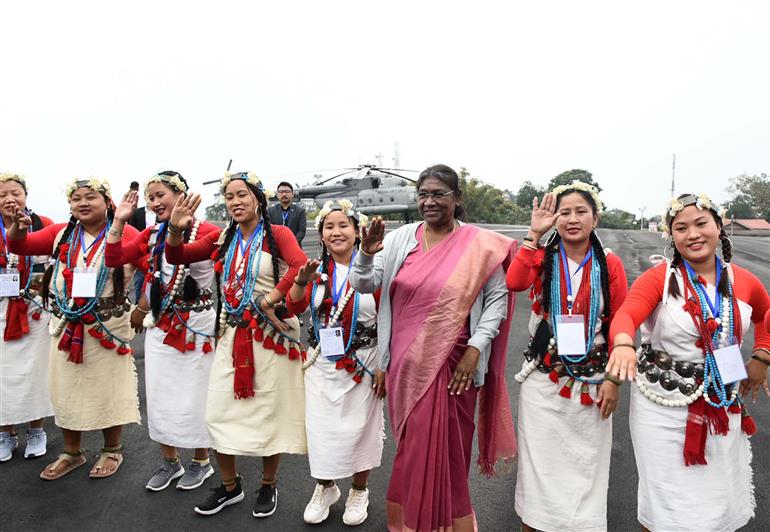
[319,326,346,361]
[713,344,748,384]
[72,268,98,298]
[0,270,20,297]
[556,314,586,356]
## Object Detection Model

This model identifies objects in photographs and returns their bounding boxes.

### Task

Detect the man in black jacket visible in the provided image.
[267,181,306,247]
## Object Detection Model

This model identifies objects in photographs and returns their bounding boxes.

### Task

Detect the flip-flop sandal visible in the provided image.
[40,452,87,481]
[89,448,124,479]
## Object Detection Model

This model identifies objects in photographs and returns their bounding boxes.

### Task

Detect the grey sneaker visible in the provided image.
[176,460,214,490]
[0,432,18,462]
[24,429,47,459]
[145,459,185,491]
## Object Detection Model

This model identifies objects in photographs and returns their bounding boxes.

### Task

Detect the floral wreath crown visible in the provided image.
[550,180,604,212]
[315,199,369,230]
[660,193,726,234]
[220,171,274,199]
[65,177,112,199]
[144,172,188,200]
[0,172,27,192]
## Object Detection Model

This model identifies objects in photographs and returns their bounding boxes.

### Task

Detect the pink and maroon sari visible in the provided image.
[386,224,517,532]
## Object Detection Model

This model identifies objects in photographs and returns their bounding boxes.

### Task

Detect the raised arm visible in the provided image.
[349,217,386,294]
[7,213,67,256]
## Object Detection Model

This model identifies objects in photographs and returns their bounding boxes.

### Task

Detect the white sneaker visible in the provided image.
[0,432,18,462]
[24,429,47,459]
[303,482,341,524]
[342,487,369,526]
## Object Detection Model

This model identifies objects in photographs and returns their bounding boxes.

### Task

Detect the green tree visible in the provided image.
[548,169,602,193]
[516,180,546,209]
[458,168,529,224]
[726,173,770,221]
[600,209,636,229]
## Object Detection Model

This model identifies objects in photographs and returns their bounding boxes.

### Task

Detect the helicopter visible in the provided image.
[293,165,419,223]
[203,162,420,223]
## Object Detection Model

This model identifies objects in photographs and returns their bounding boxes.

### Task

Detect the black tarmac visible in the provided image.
[1,225,768,531]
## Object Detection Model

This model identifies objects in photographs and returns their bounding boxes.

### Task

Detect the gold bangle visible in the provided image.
[167,223,182,235]
[264,293,275,307]
[522,241,538,251]
[108,229,123,237]
[134,306,150,314]
[605,374,622,386]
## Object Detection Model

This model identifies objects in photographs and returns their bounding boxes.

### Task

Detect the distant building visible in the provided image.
[723,218,770,237]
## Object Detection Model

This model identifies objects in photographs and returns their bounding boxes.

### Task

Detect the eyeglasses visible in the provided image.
[417,190,455,201]
[277,190,293,194]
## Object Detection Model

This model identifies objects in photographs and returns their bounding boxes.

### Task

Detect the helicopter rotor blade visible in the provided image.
[315,169,360,185]
[375,169,418,183]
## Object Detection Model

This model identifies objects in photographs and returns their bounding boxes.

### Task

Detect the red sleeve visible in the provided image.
[765,309,770,336]
[285,282,313,315]
[266,225,308,294]
[605,253,629,350]
[506,245,544,292]
[731,264,770,351]
[165,229,219,265]
[609,263,667,340]
[7,223,67,256]
[105,226,152,268]
[38,215,54,227]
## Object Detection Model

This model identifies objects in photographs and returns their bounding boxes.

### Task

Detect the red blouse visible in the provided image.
[506,244,629,322]
[165,224,306,294]
[8,222,140,257]
[609,262,770,350]
[104,221,220,270]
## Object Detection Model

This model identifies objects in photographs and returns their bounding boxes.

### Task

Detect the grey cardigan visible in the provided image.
[349,222,509,387]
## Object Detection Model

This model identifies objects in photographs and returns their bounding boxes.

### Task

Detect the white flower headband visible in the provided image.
[660,193,726,234]
[65,177,112,199]
[143,172,188,200]
[0,172,27,192]
[220,171,274,199]
[550,180,604,212]
[315,199,369,230]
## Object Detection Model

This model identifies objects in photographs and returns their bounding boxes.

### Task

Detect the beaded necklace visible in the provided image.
[682,258,738,409]
[309,262,360,354]
[548,245,603,384]
[222,221,264,318]
[51,222,111,321]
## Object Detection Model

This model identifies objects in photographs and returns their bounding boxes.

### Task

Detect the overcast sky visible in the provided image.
[2,1,767,222]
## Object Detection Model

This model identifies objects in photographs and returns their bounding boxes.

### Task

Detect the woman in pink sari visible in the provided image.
[349,164,517,532]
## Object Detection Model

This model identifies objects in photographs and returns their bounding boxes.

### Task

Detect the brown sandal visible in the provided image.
[89,446,124,479]
[40,451,87,481]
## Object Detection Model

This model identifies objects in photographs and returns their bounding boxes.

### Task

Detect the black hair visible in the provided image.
[129,181,140,190]
[277,181,293,192]
[214,176,281,333]
[540,188,611,340]
[416,164,466,221]
[666,195,730,299]
[41,193,124,306]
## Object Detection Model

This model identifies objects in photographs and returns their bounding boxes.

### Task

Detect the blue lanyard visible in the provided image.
[331,253,356,306]
[153,222,168,259]
[79,225,107,261]
[281,208,290,225]
[236,223,262,258]
[559,242,592,312]
[0,216,7,260]
[684,257,722,318]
